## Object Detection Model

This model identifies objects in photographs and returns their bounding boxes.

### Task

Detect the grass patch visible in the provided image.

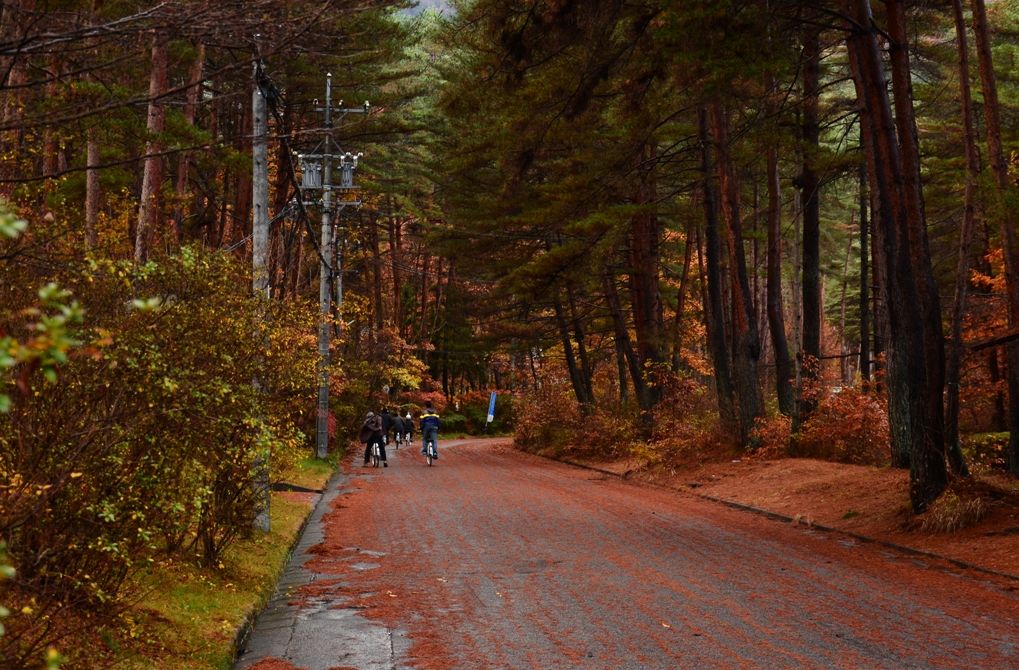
[109,457,336,669]
[283,451,340,491]
[918,490,989,534]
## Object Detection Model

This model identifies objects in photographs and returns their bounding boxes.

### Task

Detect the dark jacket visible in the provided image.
[358,414,383,443]
[381,410,394,434]
[420,409,441,432]
[391,415,405,434]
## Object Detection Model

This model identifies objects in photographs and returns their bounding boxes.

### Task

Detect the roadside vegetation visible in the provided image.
[4,1,1019,667]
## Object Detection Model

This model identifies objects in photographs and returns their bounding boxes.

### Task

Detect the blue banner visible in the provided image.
[487,392,497,423]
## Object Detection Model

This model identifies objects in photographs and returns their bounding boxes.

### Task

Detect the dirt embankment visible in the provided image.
[574,455,1019,579]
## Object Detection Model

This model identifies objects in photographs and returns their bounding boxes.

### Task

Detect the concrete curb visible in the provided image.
[557,456,1019,584]
[230,466,348,662]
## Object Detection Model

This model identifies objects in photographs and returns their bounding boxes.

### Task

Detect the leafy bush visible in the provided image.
[513,381,582,456]
[795,385,890,466]
[961,432,1009,471]
[452,390,517,434]
[0,247,316,665]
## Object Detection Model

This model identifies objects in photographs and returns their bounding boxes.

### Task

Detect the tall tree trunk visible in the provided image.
[604,271,647,408]
[767,130,795,416]
[627,142,666,415]
[858,162,870,386]
[369,210,385,330]
[387,196,403,336]
[84,127,100,249]
[870,183,888,390]
[799,20,823,425]
[419,252,430,345]
[844,0,947,511]
[174,42,206,245]
[698,107,738,436]
[945,0,980,478]
[838,216,855,384]
[971,0,1019,474]
[554,290,590,409]
[671,217,695,373]
[134,34,168,264]
[41,55,60,177]
[567,281,594,403]
[615,334,630,405]
[710,101,764,449]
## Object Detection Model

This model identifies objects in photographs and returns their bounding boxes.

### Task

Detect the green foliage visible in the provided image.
[0,204,84,413]
[0,247,317,666]
[962,432,1010,471]
[456,390,517,435]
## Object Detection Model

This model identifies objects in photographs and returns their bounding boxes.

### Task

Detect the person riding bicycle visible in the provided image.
[404,411,414,443]
[420,402,441,459]
[381,408,395,445]
[359,411,387,467]
[391,413,405,447]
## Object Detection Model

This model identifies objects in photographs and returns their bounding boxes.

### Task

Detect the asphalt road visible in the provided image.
[235,438,1019,670]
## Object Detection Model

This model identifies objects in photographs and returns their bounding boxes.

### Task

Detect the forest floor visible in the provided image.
[570,453,1019,580]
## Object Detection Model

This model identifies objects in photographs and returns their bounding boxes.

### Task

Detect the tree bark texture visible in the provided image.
[627,142,666,413]
[603,271,647,410]
[174,42,206,245]
[767,122,795,417]
[85,127,100,249]
[554,289,591,409]
[844,0,947,511]
[698,107,738,437]
[710,101,764,449]
[945,0,980,477]
[134,34,168,264]
[799,21,822,425]
[858,163,870,385]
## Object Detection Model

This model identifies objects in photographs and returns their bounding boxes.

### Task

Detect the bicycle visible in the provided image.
[371,439,382,468]
[424,437,437,466]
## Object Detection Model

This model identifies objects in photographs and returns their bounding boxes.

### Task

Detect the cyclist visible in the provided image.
[420,402,441,460]
[359,411,387,467]
[391,412,405,448]
[381,408,395,446]
[404,411,414,445]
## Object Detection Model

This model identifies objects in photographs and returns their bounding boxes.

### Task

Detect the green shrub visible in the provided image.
[0,248,316,665]
[961,432,1009,471]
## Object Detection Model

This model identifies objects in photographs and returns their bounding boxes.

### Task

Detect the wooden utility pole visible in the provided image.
[316,73,335,460]
[252,60,270,533]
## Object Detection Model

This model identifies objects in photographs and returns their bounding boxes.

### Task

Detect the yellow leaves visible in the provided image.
[69,472,83,479]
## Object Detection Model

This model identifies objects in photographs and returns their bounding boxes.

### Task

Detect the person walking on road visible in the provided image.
[359,411,387,467]
[420,402,441,459]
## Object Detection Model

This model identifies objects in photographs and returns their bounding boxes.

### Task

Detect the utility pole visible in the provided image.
[315,73,334,461]
[251,59,270,533]
[299,73,369,459]
[253,63,269,298]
